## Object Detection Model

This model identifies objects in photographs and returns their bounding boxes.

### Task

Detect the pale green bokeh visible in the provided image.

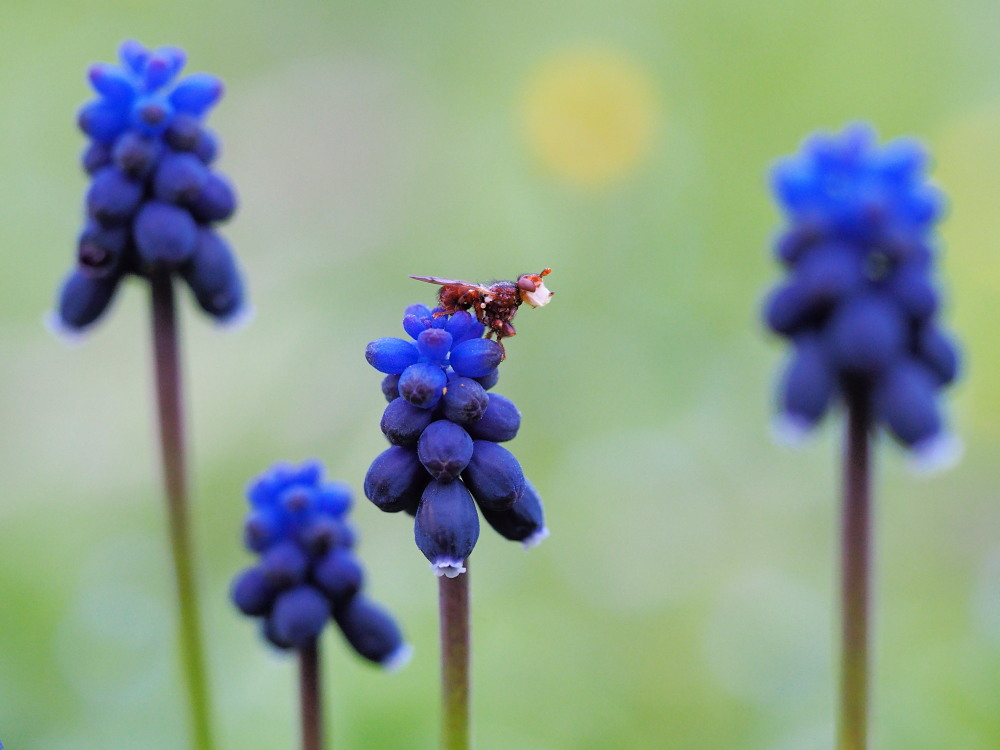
[2,1,999,748]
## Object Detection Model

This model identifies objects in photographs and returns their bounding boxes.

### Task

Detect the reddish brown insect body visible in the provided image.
[409,268,554,357]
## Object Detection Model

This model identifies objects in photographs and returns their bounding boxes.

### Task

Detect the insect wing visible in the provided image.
[409,275,488,293]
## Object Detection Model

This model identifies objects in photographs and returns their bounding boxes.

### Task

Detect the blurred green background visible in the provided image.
[2,1,999,748]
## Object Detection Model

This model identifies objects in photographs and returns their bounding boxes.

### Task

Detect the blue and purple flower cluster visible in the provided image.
[365,305,549,577]
[231,461,410,668]
[764,124,961,464]
[53,40,245,334]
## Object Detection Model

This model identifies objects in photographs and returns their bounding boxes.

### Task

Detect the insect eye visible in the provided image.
[517,276,537,292]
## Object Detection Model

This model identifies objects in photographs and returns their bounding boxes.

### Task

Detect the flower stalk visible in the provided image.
[439,564,471,750]
[151,271,215,750]
[299,639,325,750]
[838,386,872,750]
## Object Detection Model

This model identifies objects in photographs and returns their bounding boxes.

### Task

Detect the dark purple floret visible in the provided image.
[86,167,144,225]
[270,586,331,648]
[364,446,428,513]
[77,221,128,277]
[180,229,244,320]
[398,362,447,408]
[461,440,526,512]
[480,479,548,548]
[415,479,480,577]
[440,377,489,425]
[134,200,198,266]
[381,397,436,446]
[465,393,521,442]
[334,596,410,668]
[153,152,209,204]
[261,541,309,589]
[54,269,122,332]
[231,567,277,616]
[314,549,364,603]
[417,420,474,482]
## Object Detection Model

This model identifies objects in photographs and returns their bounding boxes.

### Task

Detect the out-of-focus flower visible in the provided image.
[520,47,657,188]
[232,460,410,669]
[51,40,246,337]
[763,124,961,468]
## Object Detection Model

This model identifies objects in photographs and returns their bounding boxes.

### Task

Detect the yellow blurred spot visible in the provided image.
[520,47,658,188]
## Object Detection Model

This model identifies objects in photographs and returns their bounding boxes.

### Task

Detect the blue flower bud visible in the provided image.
[916,323,959,386]
[381,397,436,446]
[398,362,447,408]
[763,283,814,336]
[481,479,548,548]
[441,377,489,425]
[180,229,245,321]
[270,585,331,649]
[461,440,525,512]
[449,338,504,378]
[365,337,420,374]
[169,73,224,116]
[314,548,364,604]
[153,152,209,204]
[231,567,276,616]
[244,508,284,552]
[404,303,433,319]
[298,516,353,556]
[82,141,112,174]
[261,541,309,589]
[416,328,453,362]
[134,200,198,266]
[194,128,219,164]
[190,173,236,223]
[87,63,136,103]
[445,310,475,340]
[54,269,121,332]
[466,393,520,442]
[778,336,835,435]
[403,313,430,339]
[78,100,129,143]
[364,446,428,513]
[418,420,474,481]
[887,262,938,320]
[131,95,174,136]
[112,132,163,178]
[825,295,905,374]
[86,167,143,225]
[415,479,480,576]
[795,242,863,306]
[334,595,410,669]
[473,368,500,391]
[119,39,149,74]
[164,114,203,151]
[874,361,941,447]
[381,373,401,402]
[77,221,128,277]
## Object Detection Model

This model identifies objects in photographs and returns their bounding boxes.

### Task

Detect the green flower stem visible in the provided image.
[299,639,325,750]
[150,272,216,750]
[838,387,872,750]
[439,562,471,750]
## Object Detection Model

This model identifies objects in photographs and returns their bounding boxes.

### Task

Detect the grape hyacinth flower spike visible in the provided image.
[49,41,248,750]
[365,299,551,750]
[52,39,246,336]
[232,461,410,750]
[762,124,961,750]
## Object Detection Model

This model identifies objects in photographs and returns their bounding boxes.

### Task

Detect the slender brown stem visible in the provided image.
[299,639,325,750]
[150,272,215,750]
[439,563,471,750]
[838,387,872,750]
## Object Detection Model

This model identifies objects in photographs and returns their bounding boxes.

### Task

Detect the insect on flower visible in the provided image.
[409,268,554,356]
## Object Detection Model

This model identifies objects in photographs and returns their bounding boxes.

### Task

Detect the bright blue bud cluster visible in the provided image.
[232,461,410,668]
[52,40,245,335]
[764,124,961,464]
[365,306,549,577]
